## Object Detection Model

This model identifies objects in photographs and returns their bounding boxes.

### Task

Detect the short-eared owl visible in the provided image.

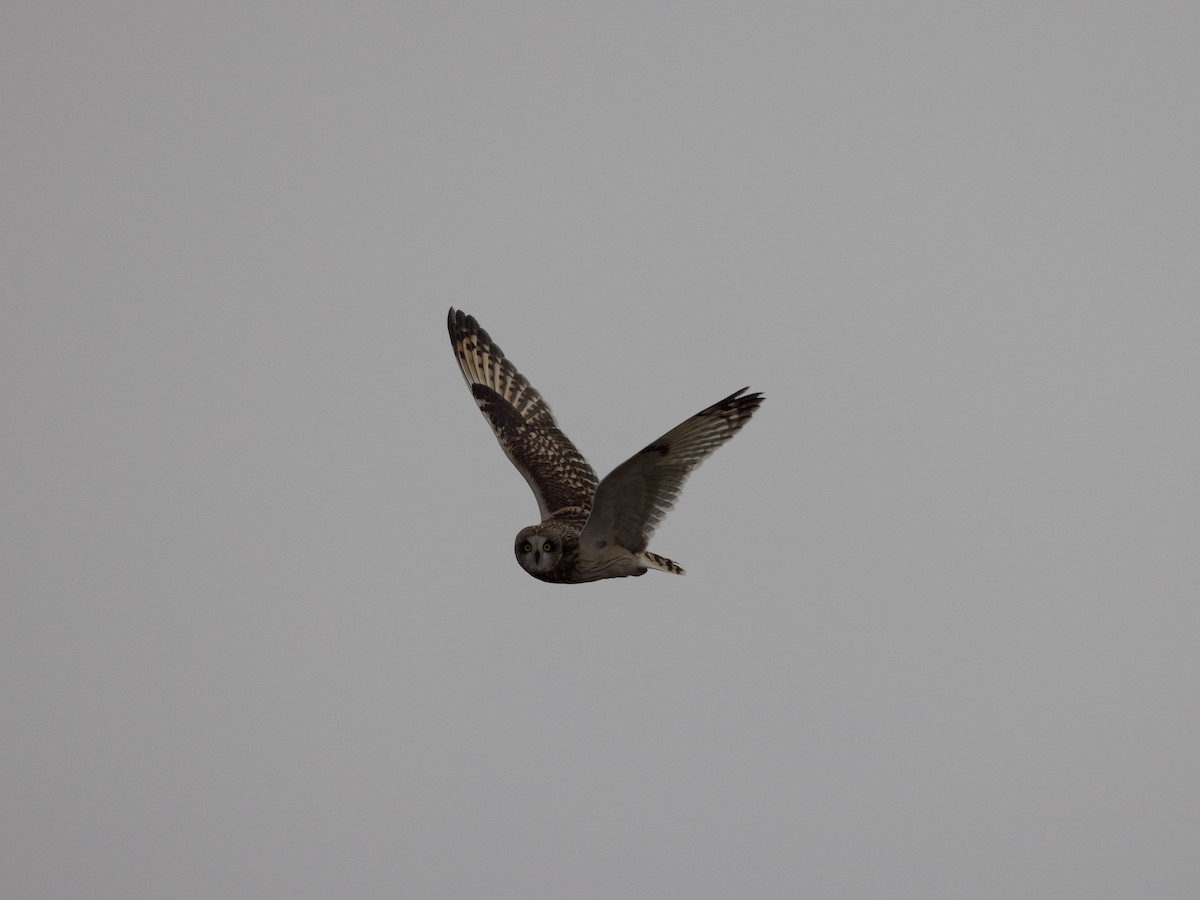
[448,309,763,583]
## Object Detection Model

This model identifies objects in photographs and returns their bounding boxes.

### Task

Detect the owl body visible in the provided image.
[513,517,681,582]
[448,309,762,583]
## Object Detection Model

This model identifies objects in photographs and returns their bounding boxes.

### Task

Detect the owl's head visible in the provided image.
[514,522,577,581]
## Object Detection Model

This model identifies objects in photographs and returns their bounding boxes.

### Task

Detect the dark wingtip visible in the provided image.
[701,387,764,417]
[738,389,765,417]
[738,386,764,400]
[448,307,475,339]
[447,309,503,361]
[734,387,764,406]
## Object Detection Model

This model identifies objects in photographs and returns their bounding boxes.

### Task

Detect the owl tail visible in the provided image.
[639,550,686,576]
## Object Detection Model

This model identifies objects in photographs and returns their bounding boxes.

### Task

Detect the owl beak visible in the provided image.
[533,549,542,564]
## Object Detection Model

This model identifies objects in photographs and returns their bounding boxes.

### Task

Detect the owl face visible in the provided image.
[513,522,580,581]
[514,527,564,576]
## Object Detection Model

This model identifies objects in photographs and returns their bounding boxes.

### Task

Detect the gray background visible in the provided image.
[3,2,1198,898]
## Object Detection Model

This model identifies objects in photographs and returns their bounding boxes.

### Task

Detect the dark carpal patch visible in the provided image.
[472,384,525,430]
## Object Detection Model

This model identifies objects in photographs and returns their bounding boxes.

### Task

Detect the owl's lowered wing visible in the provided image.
[448,309,598,522]
[580,388,763,553]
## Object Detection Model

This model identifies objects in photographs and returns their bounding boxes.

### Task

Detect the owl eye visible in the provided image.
[521,542,533,553]
[542,541,553,552]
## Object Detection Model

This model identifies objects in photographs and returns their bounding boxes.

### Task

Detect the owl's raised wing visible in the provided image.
[448,309,598,522]
[580,388,763,553]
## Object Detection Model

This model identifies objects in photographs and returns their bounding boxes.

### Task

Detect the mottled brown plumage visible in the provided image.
[447,308,763,582]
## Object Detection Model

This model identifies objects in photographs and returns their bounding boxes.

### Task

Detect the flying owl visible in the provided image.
[447,308,764,582]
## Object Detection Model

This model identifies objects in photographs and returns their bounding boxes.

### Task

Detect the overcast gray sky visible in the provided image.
[3,2,1199,898]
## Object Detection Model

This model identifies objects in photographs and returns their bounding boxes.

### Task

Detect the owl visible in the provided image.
[448,309,763,582]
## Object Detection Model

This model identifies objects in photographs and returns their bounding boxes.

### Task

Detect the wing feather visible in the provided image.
[447,309,598,521]
[580,388,763,552]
